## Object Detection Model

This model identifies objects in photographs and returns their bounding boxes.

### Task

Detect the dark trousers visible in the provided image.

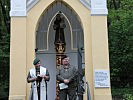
[59,89,77,100]
[37,87,40,100]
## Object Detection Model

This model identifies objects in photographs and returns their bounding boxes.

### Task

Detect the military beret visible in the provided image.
[33,58,40,65]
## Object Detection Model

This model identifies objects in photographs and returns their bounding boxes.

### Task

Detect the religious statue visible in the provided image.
[53,12,66,44]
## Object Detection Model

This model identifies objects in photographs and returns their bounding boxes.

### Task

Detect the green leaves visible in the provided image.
[0,0,10,99]
[108,1,133,87]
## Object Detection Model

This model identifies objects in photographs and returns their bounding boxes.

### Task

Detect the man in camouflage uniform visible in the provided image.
[56,55,78,100]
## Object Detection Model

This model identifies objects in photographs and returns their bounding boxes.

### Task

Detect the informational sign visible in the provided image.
[94,70,110,88]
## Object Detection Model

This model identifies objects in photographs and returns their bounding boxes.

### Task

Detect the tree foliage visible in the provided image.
[0,0,10,99]
[108,0,133,87]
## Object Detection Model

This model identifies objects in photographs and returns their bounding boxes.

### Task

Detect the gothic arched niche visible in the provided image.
[36,1,84,53]
[35,1,85,100]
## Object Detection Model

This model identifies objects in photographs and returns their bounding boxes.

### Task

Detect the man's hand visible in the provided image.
[27,77,37,82]
[40,75,48,79]
[64,79,69,84]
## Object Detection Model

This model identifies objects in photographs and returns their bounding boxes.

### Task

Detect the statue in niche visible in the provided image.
[53,12,66,44]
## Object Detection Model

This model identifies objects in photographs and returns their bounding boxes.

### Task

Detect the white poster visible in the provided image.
[94,70,110,88]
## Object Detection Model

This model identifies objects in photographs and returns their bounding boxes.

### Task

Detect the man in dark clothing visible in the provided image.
[56,55,78,100]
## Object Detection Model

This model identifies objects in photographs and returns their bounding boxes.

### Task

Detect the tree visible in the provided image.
[0,0,10,99]
[108,0,133,87]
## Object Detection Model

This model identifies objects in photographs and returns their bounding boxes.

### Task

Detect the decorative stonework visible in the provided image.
[80,0,108,15]
[91,0,108,15]
[27,0,40,12]
[10,0,26,16]
[10,0,108,16]
[80,0,91,9]
[10,0,40,16]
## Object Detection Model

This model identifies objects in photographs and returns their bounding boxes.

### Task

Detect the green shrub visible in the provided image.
[123,94,133,100]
